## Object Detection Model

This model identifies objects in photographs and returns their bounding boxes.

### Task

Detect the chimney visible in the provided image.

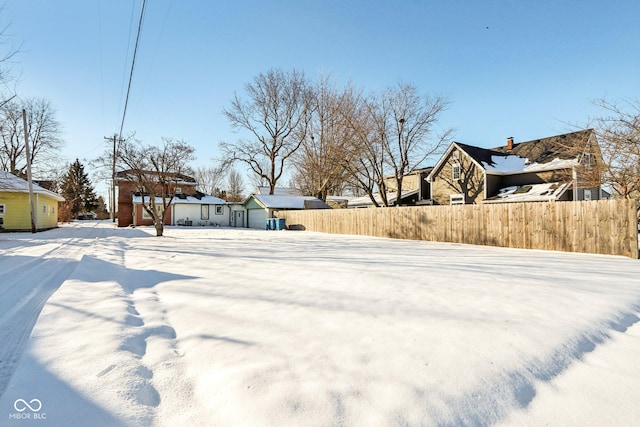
[507,137,514,150]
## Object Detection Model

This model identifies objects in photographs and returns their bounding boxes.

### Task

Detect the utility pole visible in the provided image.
[22,109,36,233]
[105,134,124,223]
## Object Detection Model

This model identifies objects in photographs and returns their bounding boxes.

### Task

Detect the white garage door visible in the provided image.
[247,209,267,229]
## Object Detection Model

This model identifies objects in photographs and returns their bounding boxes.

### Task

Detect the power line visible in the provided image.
[119,0,147,140]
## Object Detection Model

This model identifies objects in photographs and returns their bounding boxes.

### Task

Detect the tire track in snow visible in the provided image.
[0,227,98,398]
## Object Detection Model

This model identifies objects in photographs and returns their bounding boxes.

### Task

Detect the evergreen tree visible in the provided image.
[60,159,98,216]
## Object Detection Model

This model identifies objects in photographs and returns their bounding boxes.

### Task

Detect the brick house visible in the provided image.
[116,169,197,227]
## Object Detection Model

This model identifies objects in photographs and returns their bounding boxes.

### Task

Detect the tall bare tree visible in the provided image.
[591,98,640,199]
[0,98,63,177]
[117,137,195,236]
[380,82,452,205]
[220,69,311,194]
[340,82,452,206]
[194,164,226,196]
[291,75,357,200]
[226,168,245,202]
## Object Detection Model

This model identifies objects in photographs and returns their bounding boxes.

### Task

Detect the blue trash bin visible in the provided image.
[276,218,286,230]
[266,218,272,230]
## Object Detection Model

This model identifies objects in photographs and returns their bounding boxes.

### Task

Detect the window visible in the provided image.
[175,187,183,194]
[42,204,47,214]
[584,189,592,201]
[452,164,461,181]
[215,205,223,215]
[450,194,465,205]
[201,205,209,220]
[0,204,5,214]
[582,153,592,169]
[142,205,163,220]
[51,206,56,215]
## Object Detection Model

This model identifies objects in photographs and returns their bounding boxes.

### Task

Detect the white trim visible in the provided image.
[427,142,487,182]
[452,163,461,181]
[450,194,465,205]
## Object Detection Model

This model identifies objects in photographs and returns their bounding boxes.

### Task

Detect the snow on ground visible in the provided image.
[1,221,639,426]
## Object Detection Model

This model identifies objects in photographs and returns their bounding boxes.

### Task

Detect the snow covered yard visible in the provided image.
[1,222,639,426]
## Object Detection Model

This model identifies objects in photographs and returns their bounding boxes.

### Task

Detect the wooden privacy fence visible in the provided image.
[278,199,639,258]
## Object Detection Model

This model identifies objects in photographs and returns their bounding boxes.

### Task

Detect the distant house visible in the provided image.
[243,192,329,229]
[427,129,604,205]
[0,171,65,231]
[348,167,433,208]
[116,169,198,227]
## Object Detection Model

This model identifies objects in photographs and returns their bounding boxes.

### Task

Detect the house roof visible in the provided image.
[429,129,595,180]
[249,194,327,210]
[0,171,65,201]
[492,129,595,164]
[483,181,572,204]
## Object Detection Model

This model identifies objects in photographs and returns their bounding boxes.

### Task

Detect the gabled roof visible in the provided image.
[0,171,65,201]
[429,130,595,180]
[492,129,595,164]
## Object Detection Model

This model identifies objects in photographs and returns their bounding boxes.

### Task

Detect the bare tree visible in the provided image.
[194,164,226,196]
[340,82,452,207]
[117,137,195,236]
[220,68,311,195]
[291,75,356,200]
[591,98,640,199]
[380,82,452,205]
[0,98,63,177]
[226,168,245,202]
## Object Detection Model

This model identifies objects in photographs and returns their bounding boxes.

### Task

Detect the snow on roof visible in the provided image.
[483,155,580,175]
[0,171,65,201]
[522,157,580,173]
[253,194,323,209]
[484,181,572,203]
[482,155,528,173]
[132,195,228,204]
[256,187,302,196]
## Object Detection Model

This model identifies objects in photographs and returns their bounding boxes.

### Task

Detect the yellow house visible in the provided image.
[0,171,65,231]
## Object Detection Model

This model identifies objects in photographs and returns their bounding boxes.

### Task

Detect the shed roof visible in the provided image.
[0,171,65,201]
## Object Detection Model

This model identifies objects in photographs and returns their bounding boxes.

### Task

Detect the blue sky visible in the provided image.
[3,0,639,197]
